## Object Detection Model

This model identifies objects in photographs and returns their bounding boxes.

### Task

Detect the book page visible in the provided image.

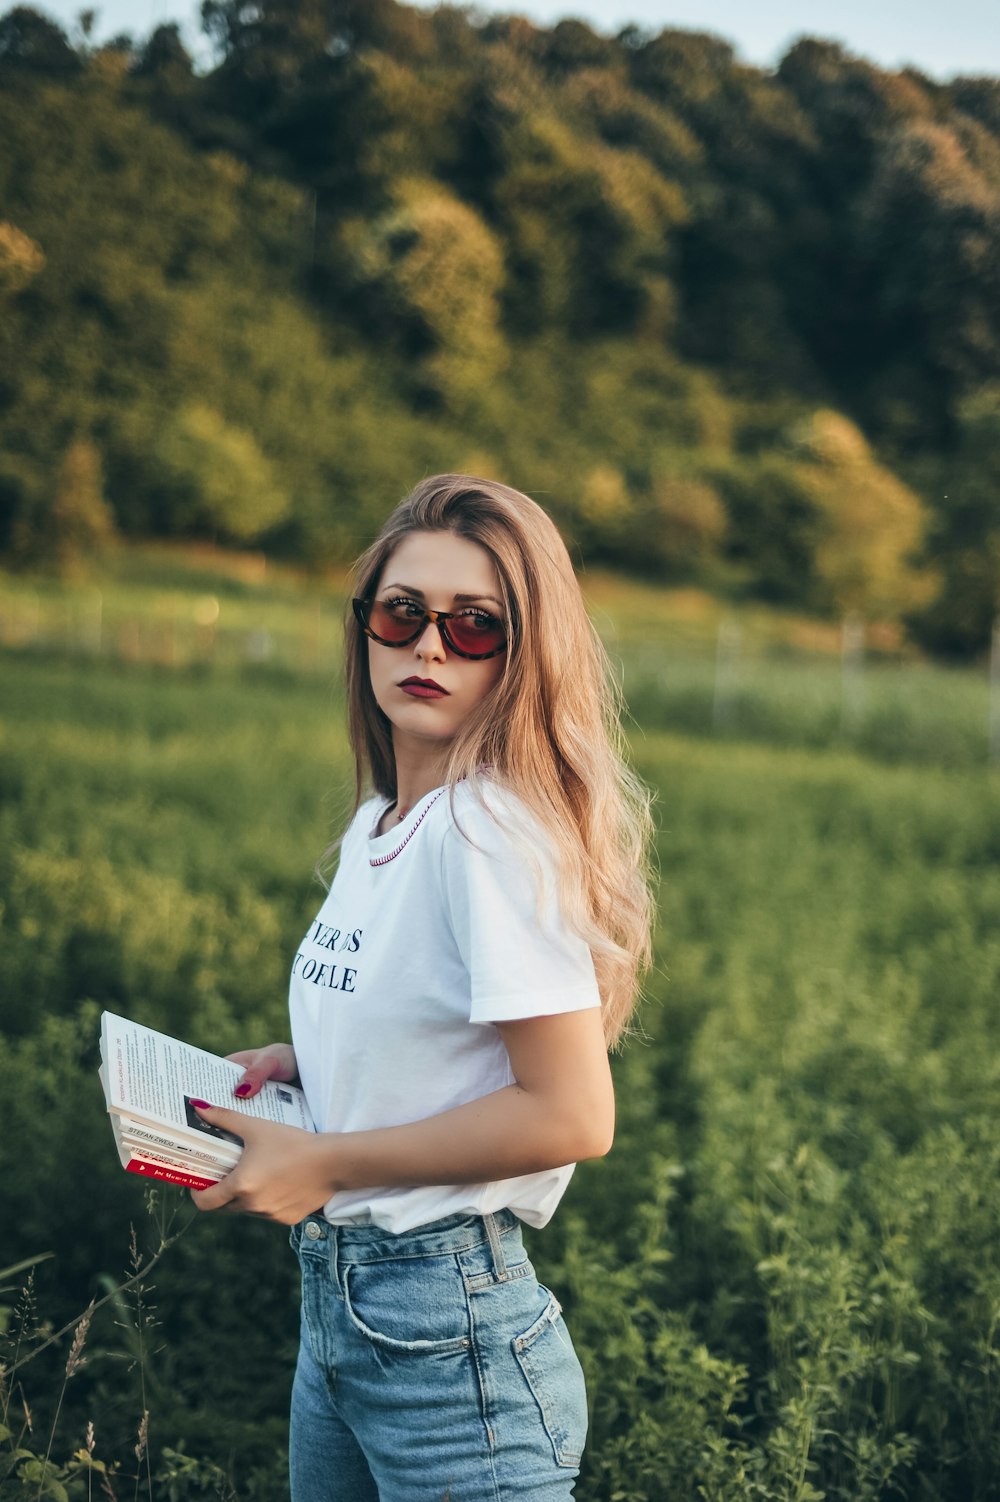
[100,1012,315,1134]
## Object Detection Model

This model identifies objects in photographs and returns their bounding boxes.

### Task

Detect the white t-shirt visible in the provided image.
[288,779,602,1233]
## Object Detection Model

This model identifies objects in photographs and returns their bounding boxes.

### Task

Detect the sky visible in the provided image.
[31,0,1000,81]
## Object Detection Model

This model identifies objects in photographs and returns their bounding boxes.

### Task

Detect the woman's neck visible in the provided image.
[388,740,451,826]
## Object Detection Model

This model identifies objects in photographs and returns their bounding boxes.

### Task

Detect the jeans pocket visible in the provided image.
[342,1258,472,1355]
[512,1291,588,1467]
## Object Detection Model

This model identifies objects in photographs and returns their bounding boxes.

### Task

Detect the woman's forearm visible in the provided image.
[325,1010,616,1193]
[192,1076,612,1224]
[325,1079,614,1196]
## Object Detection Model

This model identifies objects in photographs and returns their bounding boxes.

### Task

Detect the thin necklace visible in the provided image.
[370,787,448,867]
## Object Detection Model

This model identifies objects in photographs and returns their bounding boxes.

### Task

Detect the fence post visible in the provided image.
[80,586,103,655]
[301,599,323,672]
[841,613,865,735]
[193,595,219,664]
[984,618,990,763]
[164,597,178,667]
[18,589,40,648]
[713,618,742,732]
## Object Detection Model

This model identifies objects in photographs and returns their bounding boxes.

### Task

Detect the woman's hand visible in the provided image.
[189,1106,337,1224]
[226,1042,298,1099]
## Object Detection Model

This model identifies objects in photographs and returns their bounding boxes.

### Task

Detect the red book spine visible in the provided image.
[124,1159,217,1192]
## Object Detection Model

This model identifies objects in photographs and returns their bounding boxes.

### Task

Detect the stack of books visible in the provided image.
[99,1011,314,1190]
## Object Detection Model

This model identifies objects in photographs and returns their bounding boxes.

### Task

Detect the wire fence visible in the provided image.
[2,575,996,769]
[0,580,345,677]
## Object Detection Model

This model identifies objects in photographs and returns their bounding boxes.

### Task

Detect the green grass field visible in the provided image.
[2,581,1000,1500]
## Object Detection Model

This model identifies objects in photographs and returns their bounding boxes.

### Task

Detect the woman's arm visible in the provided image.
[191,1008,613,1224]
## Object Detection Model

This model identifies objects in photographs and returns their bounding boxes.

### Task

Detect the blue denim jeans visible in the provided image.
[288,1209,588,1501]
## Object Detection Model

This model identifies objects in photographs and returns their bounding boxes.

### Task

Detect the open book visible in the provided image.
[99,1011,315,1191]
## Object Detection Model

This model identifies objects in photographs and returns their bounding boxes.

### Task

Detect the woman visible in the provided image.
[191,474,654,1500]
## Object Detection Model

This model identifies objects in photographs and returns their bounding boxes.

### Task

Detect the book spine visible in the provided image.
[120,1121,239,1166]
[124,1159,217,1192]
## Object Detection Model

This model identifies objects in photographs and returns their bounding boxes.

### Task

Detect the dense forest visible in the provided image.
[1,1,999,652]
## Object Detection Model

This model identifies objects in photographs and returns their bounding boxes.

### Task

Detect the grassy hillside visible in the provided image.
[2,585,999,1496]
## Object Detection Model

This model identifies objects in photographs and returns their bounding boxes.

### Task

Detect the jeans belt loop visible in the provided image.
[483,1211,508,1281]
[330,1224,343,1294]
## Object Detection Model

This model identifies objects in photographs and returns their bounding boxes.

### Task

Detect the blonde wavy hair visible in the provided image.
[342,474,654,1047]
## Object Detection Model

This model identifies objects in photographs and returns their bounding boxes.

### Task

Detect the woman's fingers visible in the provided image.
[189,1101,248,1142]
[224,1050,263,1067]
[188,1107,330,1223]
[189,1103,252,1211]
[224,1043,298,1098]
[232,1054,284,1098]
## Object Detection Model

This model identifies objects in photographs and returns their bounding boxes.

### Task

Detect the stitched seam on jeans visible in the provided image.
[344,1237,480,1265]
[513,1339,583,1467]
[464,1262,533,1293]
[462,1264,503,1499]
[342,1266,472,1353]
[341,1222,519,1265]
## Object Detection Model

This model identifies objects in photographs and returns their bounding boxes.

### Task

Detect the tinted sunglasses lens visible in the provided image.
[364,600,421,644]
[445,612,506,656]
[357,599,506,656]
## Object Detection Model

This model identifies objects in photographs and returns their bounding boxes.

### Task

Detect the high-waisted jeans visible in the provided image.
[289,1209,588,1501]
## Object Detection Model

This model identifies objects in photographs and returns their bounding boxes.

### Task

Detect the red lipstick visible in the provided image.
[399,677,449,699]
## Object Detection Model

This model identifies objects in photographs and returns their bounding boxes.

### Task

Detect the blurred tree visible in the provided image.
[950,76,1000,138]
[0,220,44,293]
[11,438,117,575]
[0,0,994,653]
[542,18,618,78]
[578,461,633,551]
[428,6,478,65]
[777,39,932,189]
[789,410,934,620]
[52,437,117,573]
[561,67,701,179]
[196,0,400,227]
[770,41,942,412]
[0,6,80,73]
[201,0,331,77]
[0,453,43,554]
[345,179,506,411]
[628,27,735,112]
[857,121,1000,406]
[131,22,194,85]
[479,15,544,61]
[153,403,290,543]
[910,385,1000,654]
[200,0,426,83]
[647,472,725,574]
[355,51,467,186]
[494,107,687,336]
[648,53,826,391]
[582,141,687,337]
[716,453,821,603]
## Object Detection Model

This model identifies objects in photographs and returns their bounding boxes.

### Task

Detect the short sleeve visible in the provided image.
[441,791,601,1025]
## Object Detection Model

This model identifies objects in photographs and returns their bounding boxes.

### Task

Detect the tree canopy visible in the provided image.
[1,2,998,649]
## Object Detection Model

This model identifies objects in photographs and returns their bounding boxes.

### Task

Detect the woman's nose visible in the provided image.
[414,619,447,661]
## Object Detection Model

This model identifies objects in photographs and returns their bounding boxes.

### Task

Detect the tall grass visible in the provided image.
[2,627,999,1498]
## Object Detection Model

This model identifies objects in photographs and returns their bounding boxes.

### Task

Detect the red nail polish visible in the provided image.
[234,1083,252,1098]
[189,1098,212,1110]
